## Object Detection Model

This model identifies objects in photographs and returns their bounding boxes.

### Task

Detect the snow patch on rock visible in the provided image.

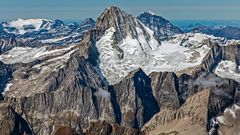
[2,83,13,95]
[214,60,240,82]
[0,45,75,64]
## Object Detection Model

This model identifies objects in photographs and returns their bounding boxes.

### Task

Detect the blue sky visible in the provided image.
[0,0,240,21]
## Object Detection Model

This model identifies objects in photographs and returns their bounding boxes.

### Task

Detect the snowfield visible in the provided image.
[0,45,75,64]
[96,26,211,84]
[0,45,77,97]
[214,60,240,82]
[3,18,52,34]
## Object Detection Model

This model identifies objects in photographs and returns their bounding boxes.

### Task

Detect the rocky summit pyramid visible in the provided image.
[137,11,182,40]
[0,6,240,135]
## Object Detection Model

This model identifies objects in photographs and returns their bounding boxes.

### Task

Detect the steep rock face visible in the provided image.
[142,72,240,134]
[0,61,13,95]
[221,44,240,66]
[54,126,80,135]
[206,78,238,130]
[211,44,240,83]
[176,73,192,104]
[85,121,139,135]
[78,18,96,32]
[137,11,182,40]
[192,36,240,77]
[0,36,20,54]
[0,103,15,135]
[0,47,116,135]
[0,59,164,135]
[1,46,106,98]
[109,68,159,128]
[0,103,33,135]
[213,105,240,135]
[143,87,236,135]
[78,31,100,66]
[201,42,222,72]
[0,45,114,134]
[149,72,180,110]
[5,86,114,134]
[95,6,152,45]
[143,90,210,135]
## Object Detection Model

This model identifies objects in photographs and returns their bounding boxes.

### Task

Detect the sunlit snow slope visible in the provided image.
[214,60,240,82]
[0,45,78,97]
[2,18,52,34]
[96,26,211,84]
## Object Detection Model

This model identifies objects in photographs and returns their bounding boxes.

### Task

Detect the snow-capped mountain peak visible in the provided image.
[144,11,156,16]
[95,6,133,31]
[0,17,96,52]
[51,19,64,29]
[92,6,216,85]
[79,18,95,31]
[89,7,232,85]
[95,6,159,45]
[137,11,182,40]
[90,6,162,84]
[2,18,53,34]
[81,18,95,26]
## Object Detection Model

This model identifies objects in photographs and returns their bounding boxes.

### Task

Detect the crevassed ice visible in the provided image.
[96,26,211,85]
[214,60,240,82]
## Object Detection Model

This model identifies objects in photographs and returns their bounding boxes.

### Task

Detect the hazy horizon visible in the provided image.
[1,19,240,29]
[1,0,240,21]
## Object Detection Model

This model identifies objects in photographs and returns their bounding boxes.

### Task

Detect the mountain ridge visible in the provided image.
[0,17,96,54]
[137,11,182,40]
[0,6,240,135]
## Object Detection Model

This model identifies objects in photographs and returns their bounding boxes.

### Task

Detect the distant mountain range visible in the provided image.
[1,14,240,55]
[137,11,182,40]
[0,18,96,53]
[0,11,182,54]
[172,20,240,31]
[173,20,240,40]
[192,25,240,40]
